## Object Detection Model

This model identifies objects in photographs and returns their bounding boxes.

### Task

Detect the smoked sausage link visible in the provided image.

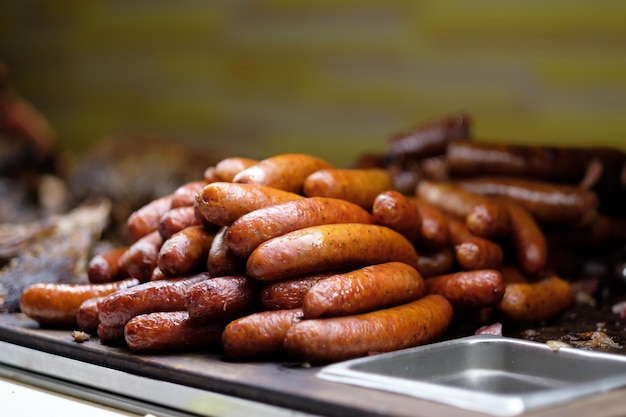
[283,294,453,363]
[246,224,419,281]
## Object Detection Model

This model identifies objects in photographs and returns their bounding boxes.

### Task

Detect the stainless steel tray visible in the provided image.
[317,335,626,416]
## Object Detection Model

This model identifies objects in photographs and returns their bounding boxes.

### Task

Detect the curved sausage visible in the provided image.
[505,200,548,275]
[157,225,214,278]
[87,246,129,284]
[97,274,207,343]
[424,269,504,311]
[260,274,333,311]
[302,168,394,210]
[372,190,422,242]
[416,180,511,239]
[226,197,375,258]
[409,197,450,248]
[195,182,304,227]
[454,176,598,226]
[185,275,260,324]
[126,195,174,242]
[124,311,224,352]
[233,153,331,193]
[158,205,203,240]
[447,217,503,270]
[246,224,419,281]
[388,112,470,159]
[170,180,207,209]
[207,226,246,277]
[19,278,139,327]
[214,157,259,182]
[497,275,576,323]
[222,308,304,359]
[76,296,105,333]
[283,294,453,363]
[415,245,456,278]
[118,230,164,282]
[302,262,426,319]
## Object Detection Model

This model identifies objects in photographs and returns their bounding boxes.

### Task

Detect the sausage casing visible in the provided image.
[372,190,422,242]
[87,246,129,284]
[283,294,453,363]
[260,274,332,310]
[302,262,426,319]
[226,197,374,258]
[246,224,419,281]
[424,269,505,311]
[157,225,214,278]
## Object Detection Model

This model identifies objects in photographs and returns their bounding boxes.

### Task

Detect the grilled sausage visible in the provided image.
[447,217,503,270]
[157,225,214,278]
[19,278,139,327]
[246,224,419,281]
[124,311,224,352]
[207,226,246,277]
[222,308,304,359]
[283,294,453,363]
[97,274,207,343]
[233,153,332,193]
[505,200,548,275]
[372,190,422,242]
[497,275,576,323]
[126,195,174,242]
[454,176,599,227]
[195,182,304,227]
[158,205,203,240]
[424,269,505,311]
[87,246,129,284]
[214,157,259,182]
[185,275,260,324]
[388,112,470,159]
[416,180,511,239]
[415,245,456,278]
[119,230,164,282]
[76,296,105,333]
[302,262,426,319]
[409,197,450,248]
[302,168,394,210]
[226,197,374,258]
[170,180,207,209]
[260,274,333,311]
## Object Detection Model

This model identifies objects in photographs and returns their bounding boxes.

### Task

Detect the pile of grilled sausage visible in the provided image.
[18,113,626,363]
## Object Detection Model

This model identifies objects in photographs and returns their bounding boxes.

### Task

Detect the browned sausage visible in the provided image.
[454,176,599,227]
[158,205,203,240]
[87,246,129,284]
[203,166,221,183]
[124,311,224,352]
[497,275,576,323]
[233,153,331,193]
[388,112,470,159]
[505,200,548,275]
[76,296,105,333]
[446,140,588,182]
[97,274,207,343]
[283,294,453,363]
[302,262,425,319]
[226,197,375,258]
[447,217,503,270]
[19,278,139,327]
[207,226,246,277]
[222,308,304,359]
[415,245,456,278]
[416,180,511,239]
[157,225,215,278]
[118,230,164,282]
[260,274,333,311]
[214,157,259,182]
[409,197,450,248]
[185,275,260,324]
[195,182,304,227]
[126,195,174,242]
[372,190,422,242]
[302,168,394,210]
[424,269,505,311]
[170,180,207,209]
[246,224,419,281]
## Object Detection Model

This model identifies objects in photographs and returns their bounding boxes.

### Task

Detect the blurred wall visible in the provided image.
[1,0,625,167]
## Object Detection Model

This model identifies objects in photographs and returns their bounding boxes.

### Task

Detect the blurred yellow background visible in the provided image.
[1,0,625,167]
